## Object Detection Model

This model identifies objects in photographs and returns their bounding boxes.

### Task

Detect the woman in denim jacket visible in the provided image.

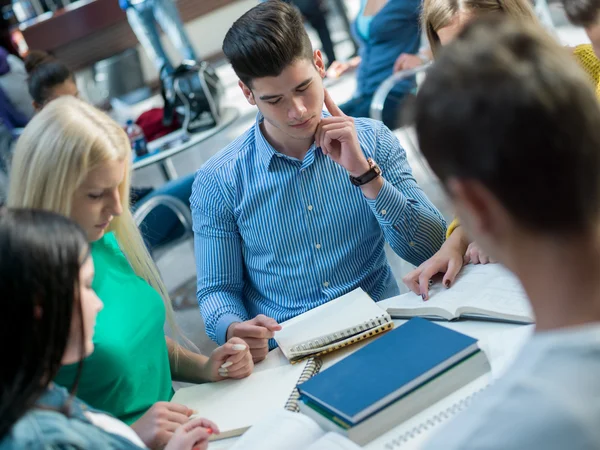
[0,209,218,449]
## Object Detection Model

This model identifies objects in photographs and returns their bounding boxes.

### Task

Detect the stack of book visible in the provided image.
[297,318,491,446]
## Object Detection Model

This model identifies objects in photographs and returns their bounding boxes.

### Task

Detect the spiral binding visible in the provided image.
[284,357,323,413]
[290,314,392,355]
[383,386,489,449]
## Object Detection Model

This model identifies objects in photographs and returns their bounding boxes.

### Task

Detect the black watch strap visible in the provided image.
[349,158,381,186]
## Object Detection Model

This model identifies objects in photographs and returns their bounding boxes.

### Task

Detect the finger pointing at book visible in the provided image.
[403,243,464,300]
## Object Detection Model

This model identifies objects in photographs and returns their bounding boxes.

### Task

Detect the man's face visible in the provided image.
[240,50,326,142]
[585,20,600,60]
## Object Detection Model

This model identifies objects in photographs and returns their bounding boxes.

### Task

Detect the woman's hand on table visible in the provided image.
[165,417,220,450]
[131,402,194,449]
[203,337,254,381]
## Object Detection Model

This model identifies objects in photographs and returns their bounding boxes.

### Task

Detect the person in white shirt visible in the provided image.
[413,16,600,450]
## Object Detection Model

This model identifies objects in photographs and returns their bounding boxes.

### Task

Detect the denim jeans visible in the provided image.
[126,0,199,73]
[133,173,194,252]
[339,92,409,130]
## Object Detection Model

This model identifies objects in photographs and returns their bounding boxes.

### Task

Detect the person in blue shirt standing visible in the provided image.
[191,0,446,363]
[120,0,199,73]
[327,0,422,129]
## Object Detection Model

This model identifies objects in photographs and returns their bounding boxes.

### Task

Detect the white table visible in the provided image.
[207,319,533,449]
[132,106,239,181]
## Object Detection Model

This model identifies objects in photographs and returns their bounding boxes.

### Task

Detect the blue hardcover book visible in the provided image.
[297,318,479,424]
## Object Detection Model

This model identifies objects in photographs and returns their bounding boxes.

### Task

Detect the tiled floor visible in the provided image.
[149,0,588,353]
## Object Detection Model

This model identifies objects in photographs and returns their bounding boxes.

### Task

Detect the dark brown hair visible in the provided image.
[0,209,89,438]
[562,0,600,26]
[222,0,314,87]
[24,50,73,106]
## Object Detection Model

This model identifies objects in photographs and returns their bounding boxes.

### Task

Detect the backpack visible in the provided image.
[160,60,223,134]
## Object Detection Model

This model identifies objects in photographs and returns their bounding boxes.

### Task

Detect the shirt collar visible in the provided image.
[255,111,329,171]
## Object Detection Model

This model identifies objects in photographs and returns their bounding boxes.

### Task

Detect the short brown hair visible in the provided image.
[223,1,314,87]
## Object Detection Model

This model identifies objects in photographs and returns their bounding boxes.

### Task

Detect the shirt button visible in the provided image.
[381,209,387,215]
[323,281,330,287]
[316,243,321,249]
[409,241,416,247]
[308,205,313,211]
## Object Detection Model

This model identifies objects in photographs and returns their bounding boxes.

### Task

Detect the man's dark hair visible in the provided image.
[561,0,600,26]
[414,16,600,234]
[222,0,314,88]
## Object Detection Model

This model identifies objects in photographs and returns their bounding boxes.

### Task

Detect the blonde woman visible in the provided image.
[7,96,253,450]
[423,0,538,54]
[402,0,541,299]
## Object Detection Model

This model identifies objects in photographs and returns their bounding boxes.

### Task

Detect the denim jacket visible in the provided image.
[0,384,145,449]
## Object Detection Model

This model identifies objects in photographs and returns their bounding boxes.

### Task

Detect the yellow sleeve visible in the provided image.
[446,218,459,239]
[573,44,600,99]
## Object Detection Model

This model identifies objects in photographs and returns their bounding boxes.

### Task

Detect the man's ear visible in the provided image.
[313,49,326,79]
[239,80,256,106]
[447,178,498,237]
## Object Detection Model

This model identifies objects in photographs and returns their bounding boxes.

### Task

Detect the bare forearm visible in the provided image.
[444,225,470,255]
[166,337,211,383]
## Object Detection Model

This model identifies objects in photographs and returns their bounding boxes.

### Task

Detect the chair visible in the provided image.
[132,194,194,260]
[369,64,434,179]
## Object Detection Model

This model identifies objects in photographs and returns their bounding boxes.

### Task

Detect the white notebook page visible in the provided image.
[171,361,308,440]
[275,288,389,359]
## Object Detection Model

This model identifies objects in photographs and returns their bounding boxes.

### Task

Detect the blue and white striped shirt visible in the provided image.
[191,113,446,345]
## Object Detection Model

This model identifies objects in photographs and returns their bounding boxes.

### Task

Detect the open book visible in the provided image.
[381,264,534,324]
[275,288,394,363]
[231,410,362,450]
[170,358,322,441]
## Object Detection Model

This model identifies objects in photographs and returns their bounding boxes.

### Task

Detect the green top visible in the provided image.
[55,232,173,424]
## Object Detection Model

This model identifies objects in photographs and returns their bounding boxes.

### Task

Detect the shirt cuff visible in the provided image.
[216,313,244,346]
[364,178,408,226]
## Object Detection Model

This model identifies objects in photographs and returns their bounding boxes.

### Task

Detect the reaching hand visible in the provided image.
[393,53,426,72]
[226,315,282,363]
[326,56,361,78]
[402,241,465,301]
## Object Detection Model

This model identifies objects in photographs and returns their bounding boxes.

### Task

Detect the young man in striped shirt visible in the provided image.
[191,0,446,362]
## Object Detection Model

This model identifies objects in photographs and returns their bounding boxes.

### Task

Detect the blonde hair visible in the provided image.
[7,96,182,345]
[422,0,539,55]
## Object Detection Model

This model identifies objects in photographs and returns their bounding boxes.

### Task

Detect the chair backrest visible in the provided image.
[369,63,431,123]
[133,194,194,259]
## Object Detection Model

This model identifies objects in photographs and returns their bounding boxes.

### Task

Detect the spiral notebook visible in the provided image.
[365,375,491,449]
[275,288,394,363]
[171,357,322,441]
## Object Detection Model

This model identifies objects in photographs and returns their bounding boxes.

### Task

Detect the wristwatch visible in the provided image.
[349,158,381,186]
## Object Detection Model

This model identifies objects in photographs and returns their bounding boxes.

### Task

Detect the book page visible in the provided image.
[171,362,308,440]
[275,289,389,359]
[230,410,325,450]
[380,264,533,322]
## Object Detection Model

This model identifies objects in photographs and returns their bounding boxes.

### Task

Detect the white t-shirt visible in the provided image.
[423,323,600,450]
[85,411,147,448]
